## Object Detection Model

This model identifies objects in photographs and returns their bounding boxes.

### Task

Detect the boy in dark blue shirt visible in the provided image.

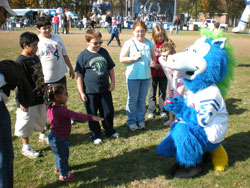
[75,29,119,144]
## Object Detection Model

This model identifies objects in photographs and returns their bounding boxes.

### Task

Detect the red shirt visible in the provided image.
[151,41,166,77]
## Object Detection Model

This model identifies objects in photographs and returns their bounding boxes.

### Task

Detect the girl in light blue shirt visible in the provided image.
[120,21,156,131]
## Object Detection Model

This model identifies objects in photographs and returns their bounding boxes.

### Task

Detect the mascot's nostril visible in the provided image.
[186,71,194,75]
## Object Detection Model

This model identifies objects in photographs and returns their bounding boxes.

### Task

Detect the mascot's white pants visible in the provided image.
[232,0,250,33]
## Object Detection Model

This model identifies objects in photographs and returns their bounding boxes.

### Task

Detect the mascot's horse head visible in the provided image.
[165,28,236,99]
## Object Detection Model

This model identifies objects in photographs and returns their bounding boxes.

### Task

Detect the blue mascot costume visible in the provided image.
[158,28,236,179]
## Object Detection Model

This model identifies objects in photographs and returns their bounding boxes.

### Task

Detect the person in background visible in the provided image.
[53,13,59,34]
[213,22,220,33]
[174,16,180,35]
[105,11,112,33]
[45,83,103,181]
[117,12,123,33]
[120,21,156,131]
[61,12,68,34]
[75,29,119,144]
[0,4,33,188]
[107,20,121,47]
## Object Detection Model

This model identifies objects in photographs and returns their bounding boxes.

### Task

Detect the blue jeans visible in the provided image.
[48,131,69,177]
[126,78,150,126]
[0,101,13,188]
[53,24,59,34]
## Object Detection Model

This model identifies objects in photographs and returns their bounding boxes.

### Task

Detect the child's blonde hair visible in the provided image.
[152,24,169,44]
[160,42,176,55]
[85,29,102,42]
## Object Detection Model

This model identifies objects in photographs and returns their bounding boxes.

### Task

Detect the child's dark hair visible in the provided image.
[19,32,39,49]
[44,83,66,108]
[36,16,51,29]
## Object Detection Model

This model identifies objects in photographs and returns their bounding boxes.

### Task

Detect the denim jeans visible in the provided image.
[62,23,68,34]
[126,78,150,126]
[147,77,167,114]
[0,101,13,188]
[48,131,69,177]
[53,24,59,34]
[107,24,112,34]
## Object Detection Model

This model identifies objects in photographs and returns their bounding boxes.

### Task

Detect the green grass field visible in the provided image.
[0,27,250,188]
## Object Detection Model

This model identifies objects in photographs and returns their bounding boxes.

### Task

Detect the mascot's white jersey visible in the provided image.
[184,84,228,144]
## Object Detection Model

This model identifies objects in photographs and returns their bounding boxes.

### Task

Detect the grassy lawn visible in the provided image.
[0,27,250,188]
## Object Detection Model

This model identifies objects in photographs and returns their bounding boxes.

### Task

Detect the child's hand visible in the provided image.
[69,69,75,79]
[108,82,115,92]
[134,52,142,61]
[20,105,29,112]
[80,93,87,102]
[92,116,104,122]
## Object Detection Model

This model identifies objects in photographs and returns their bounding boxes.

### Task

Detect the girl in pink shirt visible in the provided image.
[159,42,185,126]
[45,83,103,181]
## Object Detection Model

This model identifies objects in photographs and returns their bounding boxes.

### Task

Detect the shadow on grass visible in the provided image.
[224,130,250,166]
[39,131,250,188]
[69,118,169,147]
[237,64,250,67]
[225,98,247,115]
[40,144,175,188]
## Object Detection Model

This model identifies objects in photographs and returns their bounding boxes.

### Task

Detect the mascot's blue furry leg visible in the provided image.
[171,122,206,166]
[157,132,176,158]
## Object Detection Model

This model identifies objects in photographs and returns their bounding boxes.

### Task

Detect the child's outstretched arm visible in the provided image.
[108,68,115,92]
[76,73,87,102]
[64,55,75,79]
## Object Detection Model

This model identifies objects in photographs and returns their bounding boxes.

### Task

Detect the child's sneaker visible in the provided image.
[112,132,119,138]
[138,122,145,129]
[22,147,40,159]
[160,112,168,118]
[94,138,102,145]
[54,168,59,174]
[59,173,75,181]
[147,113,154,119]
[39,134,49,144]
[129,124,138,131]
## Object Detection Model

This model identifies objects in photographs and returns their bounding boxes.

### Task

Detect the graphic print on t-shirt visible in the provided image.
[44,43,60,61]
[89,56,107,76]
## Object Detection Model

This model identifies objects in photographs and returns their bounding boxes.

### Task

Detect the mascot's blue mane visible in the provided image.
[184,28,237,99]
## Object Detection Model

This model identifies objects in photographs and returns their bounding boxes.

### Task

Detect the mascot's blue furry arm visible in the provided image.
[157,28,237,179]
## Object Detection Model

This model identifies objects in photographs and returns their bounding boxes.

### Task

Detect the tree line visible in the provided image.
[9,0,245,25]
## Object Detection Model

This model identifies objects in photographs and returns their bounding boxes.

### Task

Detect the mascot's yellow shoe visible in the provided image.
[212,144,228,171]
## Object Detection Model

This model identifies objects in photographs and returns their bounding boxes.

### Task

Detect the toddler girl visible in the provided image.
[159,42,185,126]
[45,83,103,181]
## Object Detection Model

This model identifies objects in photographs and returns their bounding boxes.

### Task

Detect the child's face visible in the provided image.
[87,37,103,52]
[161,50,171,61]
[39,25,52,38]
[133,26,146,42]
[56,90,68,106]
[156,33,165,43]
[24,41,38,56]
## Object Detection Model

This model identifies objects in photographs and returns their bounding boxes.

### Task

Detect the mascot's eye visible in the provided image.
[193,49,197,53]
[186,47,189,51]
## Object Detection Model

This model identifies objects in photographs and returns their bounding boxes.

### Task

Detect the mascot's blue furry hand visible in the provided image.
[164,95,185,116]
